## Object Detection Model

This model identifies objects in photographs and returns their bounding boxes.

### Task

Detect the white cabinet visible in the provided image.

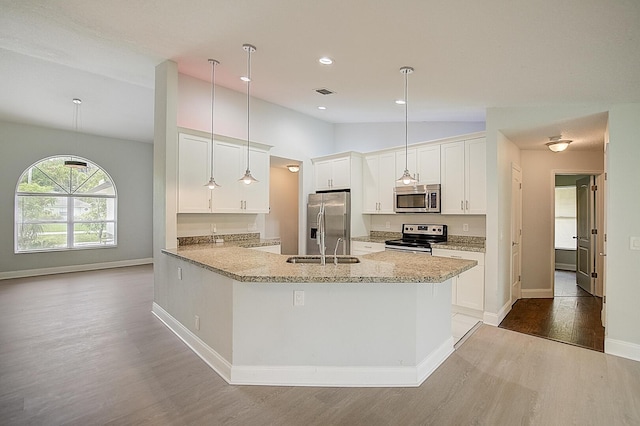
[363,152,396,213]
[432,249,485,314]
[351,240,386,255]
[395,145,440,185]
[178,133,213,213]
[440,138,486,215]
[177,131,270,215]
[212,141,270,213]
[314,156,351,190]
[416,144,441,184]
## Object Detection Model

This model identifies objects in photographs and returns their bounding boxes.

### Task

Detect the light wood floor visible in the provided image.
[2,265,639,425]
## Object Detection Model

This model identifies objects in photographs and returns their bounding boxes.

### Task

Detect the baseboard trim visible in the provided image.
[151,302,232,382]
[152,302,453,387]
[605,337,640,362]
[231,338,454,387]
[555,263,576,272]
[521,289,554,298]
[0,258,153,280]
[483,299,511,326]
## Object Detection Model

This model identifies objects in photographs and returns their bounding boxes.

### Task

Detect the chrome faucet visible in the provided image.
[334,237,344,265]
[317,203,326,265]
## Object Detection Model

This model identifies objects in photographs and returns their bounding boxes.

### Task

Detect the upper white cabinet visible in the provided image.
[363,152,396,213]
[440,137,486,215]
[394,145,440,185]
[212,141,270,213]
[416,144,441,185]
[177,131,270,214]
[314,155,351,190]
[178,133,213,213]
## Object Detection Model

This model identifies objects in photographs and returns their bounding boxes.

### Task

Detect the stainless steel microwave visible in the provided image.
[394,184,441,213]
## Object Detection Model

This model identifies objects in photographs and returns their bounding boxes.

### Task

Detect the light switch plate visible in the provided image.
[630,236,640,251]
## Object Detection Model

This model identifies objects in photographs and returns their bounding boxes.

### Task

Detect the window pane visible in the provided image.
[17,165,69,194]
[73,197,115,221]
[555,186,577,250]
[73,168,115,195]
[16,222,69,251]
[74,222,116,246]
[16,196,67,222]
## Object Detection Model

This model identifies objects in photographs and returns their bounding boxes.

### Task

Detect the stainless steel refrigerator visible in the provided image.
[307,192,351,255]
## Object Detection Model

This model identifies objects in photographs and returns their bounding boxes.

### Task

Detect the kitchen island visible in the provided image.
[154,244,476,387]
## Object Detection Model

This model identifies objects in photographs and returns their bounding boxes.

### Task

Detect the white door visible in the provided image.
[510,164,522,304]
[363,155,380,213]
[416,145,441,184]
[212,141,244,213]
[576,176,595,294]
[177,133,211,213]
[377,152,396,213]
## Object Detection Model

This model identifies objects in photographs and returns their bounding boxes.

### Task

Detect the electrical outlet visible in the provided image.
[177,267,182,280]
[195,315,200,330]
[211,223,216,233]
[631,236,640,251]
[463,224,469,232]
[385,221,391,229]
[294,290,305,306]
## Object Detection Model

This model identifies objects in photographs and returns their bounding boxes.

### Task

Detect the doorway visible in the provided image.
[267,156,301,255]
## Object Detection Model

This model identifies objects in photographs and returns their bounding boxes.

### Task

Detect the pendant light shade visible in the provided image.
[205,59,221,189]
[396,66,417,185]
[64,98,88,169]
[239,43,259,185]
[546,135,572,152]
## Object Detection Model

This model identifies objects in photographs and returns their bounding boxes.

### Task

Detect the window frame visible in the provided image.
[14,155,118,253]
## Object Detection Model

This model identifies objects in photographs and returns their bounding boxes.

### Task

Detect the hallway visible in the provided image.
[499,271,605,352]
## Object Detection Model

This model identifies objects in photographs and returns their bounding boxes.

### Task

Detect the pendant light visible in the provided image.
[205,59,221,189]
[239,43,258,184]
[396,66,417,185]
[64,98,88,169]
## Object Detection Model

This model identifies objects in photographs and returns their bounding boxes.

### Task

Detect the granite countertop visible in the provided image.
[163,245,476,284]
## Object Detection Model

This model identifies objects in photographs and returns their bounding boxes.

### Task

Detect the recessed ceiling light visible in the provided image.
[240,76,251,82]
[319,57,333,65]
[318,106,327,110]
[395,99,406,105]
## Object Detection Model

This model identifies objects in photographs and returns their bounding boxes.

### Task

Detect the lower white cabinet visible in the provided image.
[351,240,386,255]
[432,249,485,313]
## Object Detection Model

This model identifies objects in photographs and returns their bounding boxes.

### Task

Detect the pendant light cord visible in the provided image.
[404,69,408,170]
[246,47,251,170]
[210,60,216,176]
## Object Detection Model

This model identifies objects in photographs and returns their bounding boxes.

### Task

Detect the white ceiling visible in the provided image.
[1,0,639,147]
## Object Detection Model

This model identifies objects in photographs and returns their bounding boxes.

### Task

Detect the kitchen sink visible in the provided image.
[286,256,360,264]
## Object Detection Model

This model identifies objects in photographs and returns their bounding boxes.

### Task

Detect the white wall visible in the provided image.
[605,103,640,360]
[0,120,153,276]
[335,121,485,152]
[176,74,333,246]
[520,150,603,295]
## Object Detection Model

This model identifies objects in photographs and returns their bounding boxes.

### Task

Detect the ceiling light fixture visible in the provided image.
[239,43,259,185]
[546,135,572,152]
[287,164,300,173]
[396,66,417,185]
[318,106,326,110]
[319,57,333,65]
[395,99,406,105]
[64,98,88,169]
[205,59,221,189]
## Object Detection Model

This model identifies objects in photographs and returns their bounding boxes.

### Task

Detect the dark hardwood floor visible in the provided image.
[499,270,605,352]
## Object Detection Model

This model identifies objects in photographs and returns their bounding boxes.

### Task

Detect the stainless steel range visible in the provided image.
[384,224,447,254]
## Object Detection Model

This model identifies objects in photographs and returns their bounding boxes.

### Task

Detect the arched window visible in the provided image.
[15,155,117,253]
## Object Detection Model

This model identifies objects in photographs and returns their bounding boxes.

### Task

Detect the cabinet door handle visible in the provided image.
[209,198,212,210]
[416,172,420,182]
[461,200,464,210]
[466,200,469,210]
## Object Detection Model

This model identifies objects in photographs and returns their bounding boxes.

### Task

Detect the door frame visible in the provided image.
[550,169,604,297]
[510,163,522,305]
